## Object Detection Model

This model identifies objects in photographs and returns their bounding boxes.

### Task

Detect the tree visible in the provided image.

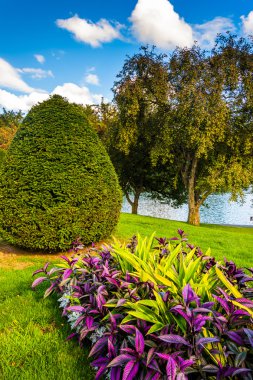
[0,109,23,163]
[152,34,253,225]
[0,95,122,251]
[111,47,186,214]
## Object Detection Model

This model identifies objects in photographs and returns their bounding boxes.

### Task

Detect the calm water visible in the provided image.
[122,191,253,226]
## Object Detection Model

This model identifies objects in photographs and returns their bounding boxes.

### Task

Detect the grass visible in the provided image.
[0,263,94,380]
[116,213,253,267]
[0,212,253,379]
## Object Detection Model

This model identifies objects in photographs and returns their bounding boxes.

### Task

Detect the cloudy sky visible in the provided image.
[0,0,253,112]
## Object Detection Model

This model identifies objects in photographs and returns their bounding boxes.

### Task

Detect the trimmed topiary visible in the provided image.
[0,95,122,252]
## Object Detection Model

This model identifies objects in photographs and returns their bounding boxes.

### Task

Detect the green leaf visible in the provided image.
[215,267,242,298]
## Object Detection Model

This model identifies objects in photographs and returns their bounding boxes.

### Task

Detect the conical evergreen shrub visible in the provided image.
[0,95,122,252]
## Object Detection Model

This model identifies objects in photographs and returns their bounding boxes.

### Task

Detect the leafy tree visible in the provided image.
[111,47,186,214]
[152,34,253,225]
[0,95,122,251]
[0,109,23,163]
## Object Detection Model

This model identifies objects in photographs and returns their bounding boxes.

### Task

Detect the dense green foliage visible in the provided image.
[104,36,253,224]
[152,35,253,225]
[0,109,23,165]
[33,231,253,378]
[0,95,122,251]
[110,47,186,214]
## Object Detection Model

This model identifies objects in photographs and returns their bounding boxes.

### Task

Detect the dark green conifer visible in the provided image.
[0,95,122,251]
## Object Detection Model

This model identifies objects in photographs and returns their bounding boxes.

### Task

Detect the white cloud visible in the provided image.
[85,73,100,86]
[52,83,102,104]
[0,83,103,112]
[56,15,123,47]
[0,58,35,93]
[194,17,236,48]
[0,89,48,112]
[129,0,194,49]
[241,11,253,35]
[17,68,54,79]
[34,54,45,64]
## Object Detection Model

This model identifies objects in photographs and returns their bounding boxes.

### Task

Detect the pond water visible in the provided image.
[122,190,253,226]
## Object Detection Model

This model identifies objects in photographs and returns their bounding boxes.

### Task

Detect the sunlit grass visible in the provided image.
[116,213,253,267]
[0,265,94,380]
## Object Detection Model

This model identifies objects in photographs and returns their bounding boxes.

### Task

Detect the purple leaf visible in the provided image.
[74,315,85,329]
[32,268,44,276]
[108,339,116,358]
[108,354,135,367]
[166,356,177,380]
[62,268,73,280]
[177,229,184,237]
[91,357,108,367]
[182,284,198,306]
[66,305,85,313]
[145,372,161,380]
[226,331,244,346]
[232,368,252,377]
[117,298,127,307]
[89,336,108,357]
[202,302,215,308]
[66,332,77,341]
[111,367,121,380]
[156,353,171,360]
[70,258,79,265]
[86,316,94,329]
[44,283,56,298]
[60,255,71,265]
[244,328,253,347]
[202,365,219,373]
[235,298,253,308]
[170,305,191,325]
[123,361,139,380]
[196,337,220,347]
[43,262,50,272]
[176,374,187,380]
[120,325,136,334]
[94,365,107,380]
[135,328,145,355]
[31,276,47,288]
[147,347,156,365]
[179,359,195,371]
[159,334,190,346]
[193,308,213,314]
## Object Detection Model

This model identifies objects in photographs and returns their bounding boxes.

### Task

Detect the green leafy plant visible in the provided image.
[33,231,253,379]
[0,95,122,251]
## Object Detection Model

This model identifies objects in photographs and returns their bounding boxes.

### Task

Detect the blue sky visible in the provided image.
[0,0,253,112]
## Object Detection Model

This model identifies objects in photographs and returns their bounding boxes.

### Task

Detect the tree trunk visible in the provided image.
[187,201,200,226]
[125,189,142,215]
[187,158,200,226]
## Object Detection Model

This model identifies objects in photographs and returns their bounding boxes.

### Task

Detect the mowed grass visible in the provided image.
[0,262,94,380]
[116,213,253,267]
[0,212,252,380]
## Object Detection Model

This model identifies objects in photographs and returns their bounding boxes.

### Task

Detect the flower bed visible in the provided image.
[32,231,253,379]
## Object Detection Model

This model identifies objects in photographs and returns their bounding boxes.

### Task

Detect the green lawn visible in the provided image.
[0,263,94,380]
[116,213,253,267]
[0,213,252,379]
